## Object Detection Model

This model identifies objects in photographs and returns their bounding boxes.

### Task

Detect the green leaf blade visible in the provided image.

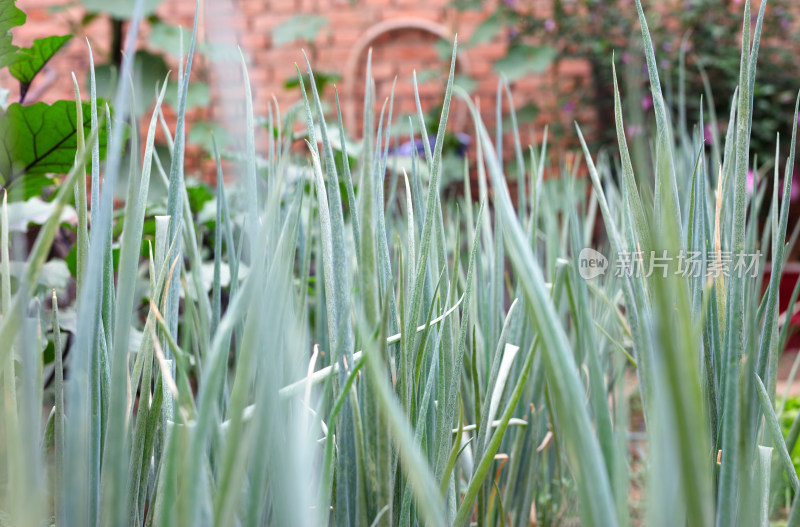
[9,34,72,87]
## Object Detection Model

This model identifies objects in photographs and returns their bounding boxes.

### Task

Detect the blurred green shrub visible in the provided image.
[452,0,799,155]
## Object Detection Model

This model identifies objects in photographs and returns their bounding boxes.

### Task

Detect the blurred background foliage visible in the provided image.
[450,0,799,158]
[39,0,800,176]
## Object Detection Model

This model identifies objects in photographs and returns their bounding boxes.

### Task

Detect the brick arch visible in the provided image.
[343,18,471,135]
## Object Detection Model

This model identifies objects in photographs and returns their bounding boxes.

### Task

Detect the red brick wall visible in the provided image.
[3,0,592,175]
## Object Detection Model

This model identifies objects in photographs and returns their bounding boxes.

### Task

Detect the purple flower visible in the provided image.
[641,95,653,111]
[390,138,430,157]
[562,100,575,113]
[746,170,755,195]
[781,170,800,202]
[703,123,713,145]
[455,133,472,156]
[626,124,643,137]
[390,133,471,158]
[620,52,631,64]
[544,19,556,32]
[778,174,800,202]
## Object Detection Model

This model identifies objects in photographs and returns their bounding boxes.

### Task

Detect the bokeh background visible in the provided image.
[5,0,799,183]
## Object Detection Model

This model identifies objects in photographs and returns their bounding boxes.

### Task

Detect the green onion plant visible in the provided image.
[0,0,798,525]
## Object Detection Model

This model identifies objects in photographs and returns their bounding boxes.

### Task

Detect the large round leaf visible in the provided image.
[9,35,72,86]
[0,100,107,186]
